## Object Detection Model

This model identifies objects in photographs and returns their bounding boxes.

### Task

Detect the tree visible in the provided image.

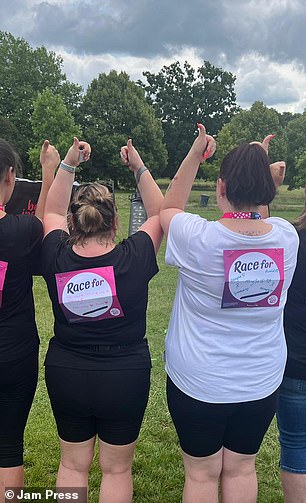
[278,111,300,129]
[214,101,287,173]
[284,111,306,188]
[140,60,238,176]
[0,117,27,173]
[0,31,82,175]
[28,89,81,179]
[293,150,306,189]
[79,71,167,187]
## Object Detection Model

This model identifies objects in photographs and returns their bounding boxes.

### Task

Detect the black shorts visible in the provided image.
[0,350,39,467]
[45,366,151,445]
[167,376,279,457]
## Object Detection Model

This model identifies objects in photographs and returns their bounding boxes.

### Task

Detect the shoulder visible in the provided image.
[42,229,69,248]
[42,229,69,258]
[267,217,299,240]
[120,231,156,255]
[266,216,297,231]
[169,212,209,237]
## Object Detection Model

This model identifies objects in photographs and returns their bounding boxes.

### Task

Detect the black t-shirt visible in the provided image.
[0,214,42,362]
[42,230,158,370]
[284,228,306,379]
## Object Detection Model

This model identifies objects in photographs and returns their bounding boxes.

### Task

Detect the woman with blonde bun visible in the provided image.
[42,137,163,502]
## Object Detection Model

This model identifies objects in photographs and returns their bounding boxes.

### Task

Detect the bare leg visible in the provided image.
[56,437,95,501]
[181,447,223,503]
[220,448,257,503]
[281,471,306,503]
[0,467,23,503]
[98,439,136,503]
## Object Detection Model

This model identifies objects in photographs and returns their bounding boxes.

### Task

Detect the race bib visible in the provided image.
[0,260,8,307]
[221,248,284,308]
[55,266,124,323]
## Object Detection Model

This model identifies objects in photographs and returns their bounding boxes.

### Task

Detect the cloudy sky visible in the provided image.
[1,0,306,113]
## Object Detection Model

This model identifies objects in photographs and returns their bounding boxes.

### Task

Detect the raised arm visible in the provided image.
[120,139,164,216]
[260,160,286,218]
[160,123,216,237]
[120,139,164,252]
[35,140,60,221]
[250,134,286,219]
[43,137,91,237]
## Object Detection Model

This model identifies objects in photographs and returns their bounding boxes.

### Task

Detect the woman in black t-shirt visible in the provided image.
[0,139,58,496]
[42,138,163,502]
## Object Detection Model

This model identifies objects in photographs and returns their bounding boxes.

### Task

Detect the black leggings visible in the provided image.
[167,376,279,457]
[45,366,151,445]
[0,350,38,467]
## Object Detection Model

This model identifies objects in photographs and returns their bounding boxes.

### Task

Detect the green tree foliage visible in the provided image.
[140,60,238,176]
[0,31,82,175]
[29,89,81,179]
[201,125,236,182]
[79,70,167,187]
[284,111,306,188]
[279,111,300,129]
[0,117,27,174]
[214,101,287,173]
[294,150,306,189]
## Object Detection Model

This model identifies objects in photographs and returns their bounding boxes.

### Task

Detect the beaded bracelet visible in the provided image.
[135,165,148,185]
[60,161,76,173]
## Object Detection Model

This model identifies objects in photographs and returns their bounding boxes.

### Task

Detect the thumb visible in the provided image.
[262,134,276,152]
[73,137,80,149]
[197,123,206,137]
[42,139,49,151]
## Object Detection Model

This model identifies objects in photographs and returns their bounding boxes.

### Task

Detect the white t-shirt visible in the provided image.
[165,213,299,403]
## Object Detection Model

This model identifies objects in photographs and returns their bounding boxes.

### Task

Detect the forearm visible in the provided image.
[161,151,200,211]
[44,166,75,217]
[136,169,164,217]
[35,170,55,220]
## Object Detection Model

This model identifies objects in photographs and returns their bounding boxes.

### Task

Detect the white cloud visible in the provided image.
[233,53,306,112]
[56,46,204,90]
[57,46,306,113]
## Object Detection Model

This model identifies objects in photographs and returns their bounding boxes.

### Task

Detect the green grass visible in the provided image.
[24,184,305,502]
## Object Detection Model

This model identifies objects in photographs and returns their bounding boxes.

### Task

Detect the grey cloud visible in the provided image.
[1,0,306,68]
[25,0,226,58]
[1,0,306,111]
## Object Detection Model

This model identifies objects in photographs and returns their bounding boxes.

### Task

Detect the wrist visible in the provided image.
[134,165,148,184]
[63,157,78,168]
[60,161,76,174]
[187,150,202,165]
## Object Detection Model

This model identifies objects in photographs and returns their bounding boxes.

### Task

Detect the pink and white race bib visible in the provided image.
[221,248,284,308]
[0,260,8,307]
[55,266,124,323]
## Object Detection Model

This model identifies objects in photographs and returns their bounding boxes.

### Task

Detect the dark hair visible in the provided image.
[0,138,21,181]
[219,143,276,209]
[68,182,117,246]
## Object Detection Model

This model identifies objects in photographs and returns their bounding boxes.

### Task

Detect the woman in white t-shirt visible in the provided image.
[160,125,299,503]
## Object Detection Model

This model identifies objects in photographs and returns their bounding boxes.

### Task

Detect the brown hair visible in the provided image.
[68,183,117,246]
[220,143,276,209]
[294,208,306,231]
[0,138,21,181]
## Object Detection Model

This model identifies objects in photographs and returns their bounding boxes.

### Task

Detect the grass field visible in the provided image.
[25,183,305,502]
